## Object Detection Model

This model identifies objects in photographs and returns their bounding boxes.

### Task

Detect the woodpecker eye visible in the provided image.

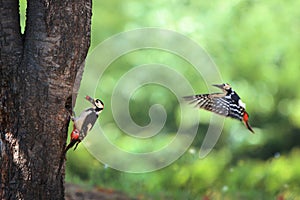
[95,99,104,109]
[223,83,231,90]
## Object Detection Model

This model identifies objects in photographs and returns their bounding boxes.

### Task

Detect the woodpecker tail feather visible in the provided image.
[57,138,80,176]
[65,140,78,153]
[242,112,254,133]
[244,120,254,133]
[73,141,81,151]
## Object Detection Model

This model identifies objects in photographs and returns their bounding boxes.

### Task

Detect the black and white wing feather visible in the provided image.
[227,102,244,121]
[79,109,98,140]
[183,94,245,121]
[183,93,229,116]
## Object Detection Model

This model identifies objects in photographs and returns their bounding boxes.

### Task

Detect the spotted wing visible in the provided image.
[183,94,230,117]
[79,111,98,140]
[227,102,245,121]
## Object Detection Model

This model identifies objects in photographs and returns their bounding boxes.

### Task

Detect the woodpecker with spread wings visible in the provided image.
[183,83,254,133]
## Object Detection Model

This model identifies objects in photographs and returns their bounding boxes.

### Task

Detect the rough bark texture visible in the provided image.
[0,0,92,199]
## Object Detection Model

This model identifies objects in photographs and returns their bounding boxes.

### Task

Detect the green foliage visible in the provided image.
[65,0,300,199]
[66,148,300,199]
[19,0,27,34]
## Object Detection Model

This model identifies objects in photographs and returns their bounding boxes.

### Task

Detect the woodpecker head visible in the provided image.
[86,95,104,111]
[213,83,246,109]
[212,83,232,94]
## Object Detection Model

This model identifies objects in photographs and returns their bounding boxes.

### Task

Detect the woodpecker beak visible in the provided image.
[85,95,96,106]
[212,84,224,89]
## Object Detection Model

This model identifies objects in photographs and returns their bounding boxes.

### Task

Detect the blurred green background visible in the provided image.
[21,0,300,199]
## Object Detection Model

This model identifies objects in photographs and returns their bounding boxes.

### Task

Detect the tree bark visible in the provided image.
[0,0,92,199]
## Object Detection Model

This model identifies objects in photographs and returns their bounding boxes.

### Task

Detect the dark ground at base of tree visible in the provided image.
[65,183,139,200]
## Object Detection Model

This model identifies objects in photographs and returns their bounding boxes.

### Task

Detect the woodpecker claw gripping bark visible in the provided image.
[183,83,254,133]
[65,95,104,153]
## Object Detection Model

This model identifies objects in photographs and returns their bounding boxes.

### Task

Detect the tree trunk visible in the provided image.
[0,0,92,199]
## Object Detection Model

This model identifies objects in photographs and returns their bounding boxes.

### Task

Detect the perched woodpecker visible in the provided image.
[183,83,254,133]
[65,95,104,152]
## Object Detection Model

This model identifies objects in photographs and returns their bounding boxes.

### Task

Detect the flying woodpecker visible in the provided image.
[183,83,254,133]
[65,95,104,152]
